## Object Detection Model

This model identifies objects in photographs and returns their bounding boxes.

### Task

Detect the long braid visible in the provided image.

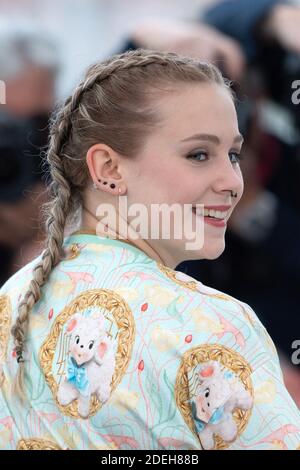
[10,49,228,399]
[11,113,73,398]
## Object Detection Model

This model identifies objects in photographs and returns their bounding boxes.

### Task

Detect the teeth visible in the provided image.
[193,207,227,219]
[204,209,227,219]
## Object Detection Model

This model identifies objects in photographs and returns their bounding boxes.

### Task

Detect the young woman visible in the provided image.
[0,49,299,450]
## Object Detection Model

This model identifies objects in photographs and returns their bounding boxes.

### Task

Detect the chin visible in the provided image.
[195,240,226,260]
[182,245,225,262]
[205,243,226,259]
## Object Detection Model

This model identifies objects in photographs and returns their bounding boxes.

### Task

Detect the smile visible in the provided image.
[192,206,228,228]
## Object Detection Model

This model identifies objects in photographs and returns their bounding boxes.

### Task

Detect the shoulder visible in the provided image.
[151,264,272,345]
[51,236,262,327]
[154,263,255,311]
[124,259,263,330]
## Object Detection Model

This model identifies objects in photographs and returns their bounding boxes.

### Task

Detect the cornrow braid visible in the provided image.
[10,48,231,399]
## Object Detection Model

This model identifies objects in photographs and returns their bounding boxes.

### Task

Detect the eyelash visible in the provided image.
[186,151,243,164]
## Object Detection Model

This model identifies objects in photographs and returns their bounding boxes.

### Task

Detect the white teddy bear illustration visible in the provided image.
[57,312,116,418]
[190,360,253,450]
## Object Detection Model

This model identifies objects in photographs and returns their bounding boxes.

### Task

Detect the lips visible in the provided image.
[202,205,231,211]
[202,216,227,227]
[192,205,229,227]
[192,207,226,218]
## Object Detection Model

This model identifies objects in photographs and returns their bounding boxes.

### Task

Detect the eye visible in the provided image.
[186,151,208,162]
[88,340,94,350]
[75,335,80,345]
[229,152,243,164]
[204,388,210,398]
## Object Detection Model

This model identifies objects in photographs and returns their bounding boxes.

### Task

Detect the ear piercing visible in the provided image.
[93,180,122,193]
[98,179,116,189]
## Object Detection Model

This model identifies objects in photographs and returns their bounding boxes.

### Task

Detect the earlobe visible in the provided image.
[92,180,126,195]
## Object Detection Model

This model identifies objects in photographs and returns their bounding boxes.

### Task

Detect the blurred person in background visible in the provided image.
[117,0,300,405]
[0,24,60,285]
[120,18,246,82]
[0,22,58,118]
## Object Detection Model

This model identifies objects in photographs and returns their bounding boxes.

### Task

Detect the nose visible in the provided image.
[212,156,243,197]
[80,345,84,348]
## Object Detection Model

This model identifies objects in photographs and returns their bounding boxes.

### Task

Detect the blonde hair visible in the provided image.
[10,48,232,398]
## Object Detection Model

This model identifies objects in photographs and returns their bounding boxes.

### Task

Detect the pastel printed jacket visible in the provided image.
[0,233,299,450]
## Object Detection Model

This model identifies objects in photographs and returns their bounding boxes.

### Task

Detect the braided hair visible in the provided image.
[10,48,232,398]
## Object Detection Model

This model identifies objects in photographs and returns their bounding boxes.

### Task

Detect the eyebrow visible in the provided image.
[180,133,244,145]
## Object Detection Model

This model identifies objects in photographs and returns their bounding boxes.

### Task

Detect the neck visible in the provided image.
[80,205,177,269]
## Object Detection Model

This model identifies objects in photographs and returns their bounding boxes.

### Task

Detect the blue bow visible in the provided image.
[191,401,225,433]
[66,356,89,396]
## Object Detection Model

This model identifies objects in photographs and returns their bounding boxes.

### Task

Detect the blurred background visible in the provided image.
[0,0,299,405]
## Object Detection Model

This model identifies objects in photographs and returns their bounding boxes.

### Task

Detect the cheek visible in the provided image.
[133,155,187,202]
[157,167,206,204]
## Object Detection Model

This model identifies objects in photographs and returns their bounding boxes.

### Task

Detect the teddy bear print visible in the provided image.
[190,360,253,449]
[57,312,116,418]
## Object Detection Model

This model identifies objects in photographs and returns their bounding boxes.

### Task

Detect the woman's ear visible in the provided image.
[86,143,122,183]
